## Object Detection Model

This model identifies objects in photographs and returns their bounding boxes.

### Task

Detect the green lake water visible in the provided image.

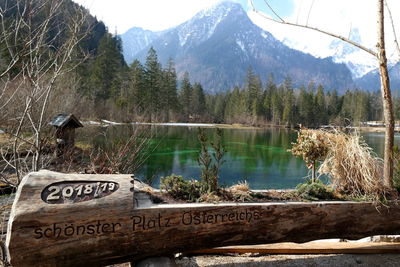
[78,125,395,189]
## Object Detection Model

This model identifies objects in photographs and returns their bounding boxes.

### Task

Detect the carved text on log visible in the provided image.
[33,220,122,239]
[41,181,119,204]
[31,209,263,240]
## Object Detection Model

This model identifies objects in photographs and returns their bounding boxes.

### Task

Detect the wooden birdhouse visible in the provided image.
[50,113,83,149]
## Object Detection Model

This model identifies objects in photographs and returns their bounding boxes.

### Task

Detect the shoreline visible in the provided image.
[80,119,398,133]
[82,120,263,130]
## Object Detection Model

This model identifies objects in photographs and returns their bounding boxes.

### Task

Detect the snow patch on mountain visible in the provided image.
[332,49,377,78]
[178,2,242,48]
[261,32,268,39]
[236,39,245,52]
[328,29,377,78]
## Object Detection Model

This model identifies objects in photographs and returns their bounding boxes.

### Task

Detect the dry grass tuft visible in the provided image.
[301,129,388,198]
[198,192,222,203]
[229,180,250,193]
[228,181,252,202]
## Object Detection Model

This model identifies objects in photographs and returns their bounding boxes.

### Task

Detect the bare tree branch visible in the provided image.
[384,0,400,61]
[262,0,284,22]
[250,0,378,57]
[306,0,315,26]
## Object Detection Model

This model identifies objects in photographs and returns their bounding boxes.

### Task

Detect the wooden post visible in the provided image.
[6,171,400,266]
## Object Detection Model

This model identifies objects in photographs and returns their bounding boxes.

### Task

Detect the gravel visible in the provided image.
[176,254,400,267]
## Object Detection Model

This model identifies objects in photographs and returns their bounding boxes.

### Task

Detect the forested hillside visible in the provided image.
[0,0,398,130]
[126,2,355,93]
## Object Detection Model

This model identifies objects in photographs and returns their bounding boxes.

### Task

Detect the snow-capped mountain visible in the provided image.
[122,1,355,93]
[120,27,161,65]
[329,29,377,78]
[355,62,400,95]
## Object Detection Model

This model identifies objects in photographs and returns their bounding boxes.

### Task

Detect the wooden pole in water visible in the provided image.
[6,170,400,266]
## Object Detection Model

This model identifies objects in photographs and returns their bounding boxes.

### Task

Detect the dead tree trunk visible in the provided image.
[6,171,400,267]
[377,0,394,188]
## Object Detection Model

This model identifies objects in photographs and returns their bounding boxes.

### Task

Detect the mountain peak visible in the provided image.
[121,27,159,64]
[195,1,244,19]
[178,1,247,47]
[121,1,355,93]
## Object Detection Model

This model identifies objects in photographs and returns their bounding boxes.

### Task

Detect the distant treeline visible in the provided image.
[81,42,391,127]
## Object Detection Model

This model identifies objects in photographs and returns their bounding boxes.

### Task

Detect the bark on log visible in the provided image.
[6,171,400,267]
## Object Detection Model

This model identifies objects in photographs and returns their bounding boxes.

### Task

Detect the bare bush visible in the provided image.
[299,129,388,198]
[87,126,155,174]
[290,129,329,182]
[0,0,90,184]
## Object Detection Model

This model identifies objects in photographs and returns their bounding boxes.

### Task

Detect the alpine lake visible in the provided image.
[77,124,394,190]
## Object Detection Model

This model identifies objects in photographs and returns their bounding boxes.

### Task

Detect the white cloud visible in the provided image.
[249,0,400,63]
[73,0,221,33]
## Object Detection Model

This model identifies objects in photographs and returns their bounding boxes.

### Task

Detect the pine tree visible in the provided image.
[179,72,193,119]
[160,59,179,121]
[245,67,263,122]
[370,91,383,121]
[270,87,283,125]
[126,60,145,116]
[89,33,125,102]
[192,83,206,119]
[315,85,327,125]
[326,89,341,121]
[166,59,179,111]
[263,74,276,122]
[282,89,295,127]
[213,93,226,123]
[224,86,242,123]
[298,85,314,127]
[144,47,162,121]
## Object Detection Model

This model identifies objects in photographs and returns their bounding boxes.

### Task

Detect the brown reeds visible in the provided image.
[299,129,388,198]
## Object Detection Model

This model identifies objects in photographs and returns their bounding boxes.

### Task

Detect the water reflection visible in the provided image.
[78,126,395,189]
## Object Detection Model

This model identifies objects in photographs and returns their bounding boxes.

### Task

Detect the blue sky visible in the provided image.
[73,0,400,72]
[249,0,294,18]
[72,0,295,33]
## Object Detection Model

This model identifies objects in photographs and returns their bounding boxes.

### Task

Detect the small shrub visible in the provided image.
[197,128,226,193]
[289,129,329,182]
[160,174,202,202]
[296,179,335,201]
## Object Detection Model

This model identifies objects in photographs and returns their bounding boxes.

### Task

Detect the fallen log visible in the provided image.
[5,171,400,266]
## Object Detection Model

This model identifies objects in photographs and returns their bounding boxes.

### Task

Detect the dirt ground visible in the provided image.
[175,254,400,267]
[110,253,400,267]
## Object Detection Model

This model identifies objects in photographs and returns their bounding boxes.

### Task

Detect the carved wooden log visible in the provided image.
[6,171,400,266]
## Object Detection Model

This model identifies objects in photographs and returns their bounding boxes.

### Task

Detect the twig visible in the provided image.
[384,0,400,61]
